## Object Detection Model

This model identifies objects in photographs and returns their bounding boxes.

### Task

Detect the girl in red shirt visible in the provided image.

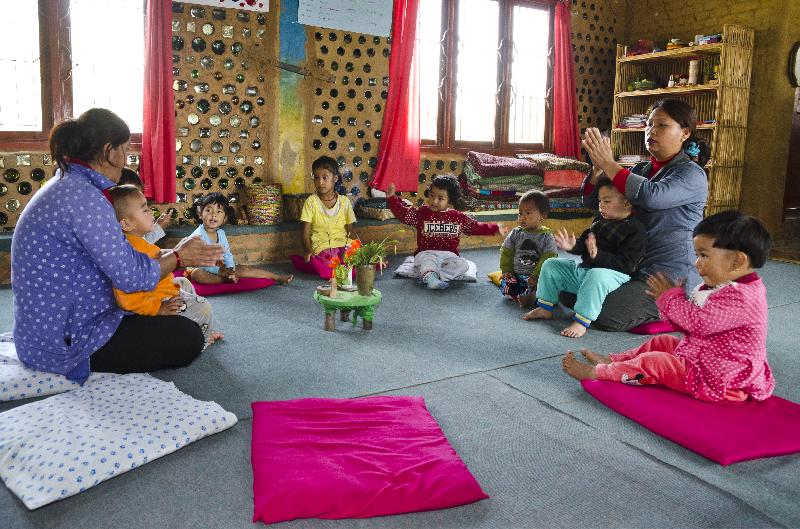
[387,175,505,289]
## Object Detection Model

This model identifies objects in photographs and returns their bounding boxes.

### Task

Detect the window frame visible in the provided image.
[0,0,142,152]
[421,0,554,156]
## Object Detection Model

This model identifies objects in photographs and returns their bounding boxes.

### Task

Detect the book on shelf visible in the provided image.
[617,155,649,165]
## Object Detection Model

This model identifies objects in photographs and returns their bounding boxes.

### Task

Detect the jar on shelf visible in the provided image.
[688,59,699,85]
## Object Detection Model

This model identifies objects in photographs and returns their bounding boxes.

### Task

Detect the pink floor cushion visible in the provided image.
[172,273,275,296]
[628,320,677,335]
[582,380,800,466]
[251,396,489,524]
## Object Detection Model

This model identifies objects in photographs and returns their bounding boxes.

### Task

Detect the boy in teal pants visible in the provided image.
[523,178,647,338]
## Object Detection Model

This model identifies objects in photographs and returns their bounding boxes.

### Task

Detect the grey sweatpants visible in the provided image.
[414,250,469,282]
[173,277,215,347]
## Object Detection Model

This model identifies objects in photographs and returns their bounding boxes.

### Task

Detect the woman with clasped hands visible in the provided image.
[11,108,224,384]
[576,98,710,331]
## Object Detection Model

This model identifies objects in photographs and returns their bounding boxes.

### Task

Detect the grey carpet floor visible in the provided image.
[0,247,798,529]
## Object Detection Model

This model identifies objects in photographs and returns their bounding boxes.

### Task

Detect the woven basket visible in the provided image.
[282,193,311,222]
[246,183,282,225]
[358,206,395,221]
[354,198,395,221]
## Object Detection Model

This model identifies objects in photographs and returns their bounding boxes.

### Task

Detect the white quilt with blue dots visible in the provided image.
[0,339,115,402]
[0,373,237,509]
[393,256,478,282]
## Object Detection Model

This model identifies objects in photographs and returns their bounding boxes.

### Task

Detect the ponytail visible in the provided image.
[684,136,711,167]
[49,120,83,172]
[48,108,130,173]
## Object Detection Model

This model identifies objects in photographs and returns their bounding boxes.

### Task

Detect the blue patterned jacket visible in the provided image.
[12,164,160,383]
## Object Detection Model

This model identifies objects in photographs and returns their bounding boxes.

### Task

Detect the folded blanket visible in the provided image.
[460,197,519,211]
[542,186,584,198]
[0,373,237,509]
[549,197,587,209]
[394,256,477,282]
[0,339,115,402]
[467,151,544,178]
[479,183,543,192]
[463,161,544,187]
[516,153,591,173]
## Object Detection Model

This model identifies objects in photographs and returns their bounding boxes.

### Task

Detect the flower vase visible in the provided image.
[341,266,353,289]
[356,265,376,296]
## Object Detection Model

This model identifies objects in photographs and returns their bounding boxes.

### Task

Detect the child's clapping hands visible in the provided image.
[554,227,577,251]
[158,297,185,315]
[645,272,682,299]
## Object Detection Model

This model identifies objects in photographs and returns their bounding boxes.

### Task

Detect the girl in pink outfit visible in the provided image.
[562,210,775,402]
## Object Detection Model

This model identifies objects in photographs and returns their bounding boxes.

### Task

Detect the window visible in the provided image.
[0,0,144,150]
[417,0,553,153]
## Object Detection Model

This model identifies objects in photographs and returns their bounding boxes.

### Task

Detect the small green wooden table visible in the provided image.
[313,289,382,331]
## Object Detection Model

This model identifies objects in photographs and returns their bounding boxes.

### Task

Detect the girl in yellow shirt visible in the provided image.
[290,156,356,279]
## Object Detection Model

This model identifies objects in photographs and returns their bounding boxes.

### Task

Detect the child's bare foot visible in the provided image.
[522,307,553,321]
[277,274,293,284]
[579,348,610,365]
[207,331,224,346]
[562,351,597,380]
[517,292,537,308]
[560,321,588,338]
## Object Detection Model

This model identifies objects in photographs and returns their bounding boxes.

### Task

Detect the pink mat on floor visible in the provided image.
[173,272,274,296]
[251,396,488,524]
[582,380,800,465]
[629,320,677,335]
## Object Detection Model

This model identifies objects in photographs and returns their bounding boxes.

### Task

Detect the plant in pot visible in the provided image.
[345,234,399,295]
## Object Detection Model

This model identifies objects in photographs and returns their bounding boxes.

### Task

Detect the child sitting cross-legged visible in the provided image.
[290,155,357,279]
[386,175,507,290]
[562,210,775,402]
[187,192,293,285]
[109,185,222,347]
[523,177,647,337]
[498,190,558,306]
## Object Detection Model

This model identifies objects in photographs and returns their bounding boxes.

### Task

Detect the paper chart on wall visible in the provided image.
[187,0,269,12]
[298,0,392,38]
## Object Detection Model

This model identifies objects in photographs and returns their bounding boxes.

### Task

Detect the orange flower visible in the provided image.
[349,239,362,251]
[329,256,341,269]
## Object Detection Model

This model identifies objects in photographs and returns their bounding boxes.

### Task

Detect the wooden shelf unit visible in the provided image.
[613,124,717,133]
[611,24,754,215]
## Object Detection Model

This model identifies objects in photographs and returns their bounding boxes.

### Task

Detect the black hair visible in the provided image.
[311,155,345,194]
[49,108,130,173]
[191,192,234,226]
[693,210,772,268]
[119,167,143,188]
[518,190,550,217]
[428,174,464,209]
[108,184,144,221]
[595,176,617,193]
[311,156,340,178]
[648,98,711,167]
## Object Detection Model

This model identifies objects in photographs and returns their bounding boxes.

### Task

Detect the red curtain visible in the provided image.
[370,0,420,192]
[552,0,581,159]
[140,0,176,203]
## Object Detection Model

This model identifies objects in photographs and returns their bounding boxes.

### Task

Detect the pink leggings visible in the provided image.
[595,335,690,393]
[290,247,345,280]
[595,335,747,400]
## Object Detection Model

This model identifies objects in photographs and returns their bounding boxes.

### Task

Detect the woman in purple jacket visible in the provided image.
[578,99,710,331]
[11,108,223,383]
